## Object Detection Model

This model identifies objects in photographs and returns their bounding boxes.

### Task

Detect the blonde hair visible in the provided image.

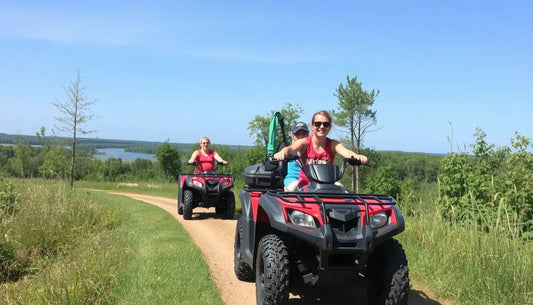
[200,137,210,144]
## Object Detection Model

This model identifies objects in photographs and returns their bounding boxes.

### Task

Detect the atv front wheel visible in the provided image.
[366,239,409,305]
[256,234,289,305]
[183,189,194,220]
[223,191,236,219]
[177,200,183,215]
[234,217,254,282]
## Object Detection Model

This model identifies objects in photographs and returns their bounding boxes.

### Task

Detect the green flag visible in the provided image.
[266,112,279,155]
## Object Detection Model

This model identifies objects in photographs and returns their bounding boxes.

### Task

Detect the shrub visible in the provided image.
[0,178,20,215]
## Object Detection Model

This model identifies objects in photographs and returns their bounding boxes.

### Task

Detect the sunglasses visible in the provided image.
[201,142,210,144]
[312,121,331,128]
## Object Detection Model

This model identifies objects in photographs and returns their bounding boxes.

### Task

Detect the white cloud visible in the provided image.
[0,5,156,47]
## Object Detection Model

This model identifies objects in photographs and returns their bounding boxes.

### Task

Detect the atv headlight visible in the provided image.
[370,212,388,229]
[192,180,203,188]
[288,210,317,228]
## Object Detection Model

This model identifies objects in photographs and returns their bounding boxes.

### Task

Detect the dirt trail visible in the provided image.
[107,191,453,305]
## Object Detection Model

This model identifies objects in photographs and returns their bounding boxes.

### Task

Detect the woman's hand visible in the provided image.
[273,151,285,161]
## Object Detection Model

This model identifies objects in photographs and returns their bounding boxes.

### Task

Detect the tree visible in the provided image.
[9,138,31,178]
[40,145,69,179]
[332,75,379,192]
[155,141,181,181]
[365,166,401,199]
[53,70,96,188]
[248,102,303,148]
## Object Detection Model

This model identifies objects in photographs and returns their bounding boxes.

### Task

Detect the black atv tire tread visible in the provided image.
[177,201,183,215]
[234,218,254,282]
[256,234,290,305]
[366,239,409,305]
[183,189,193,220]
[224,191,236,219]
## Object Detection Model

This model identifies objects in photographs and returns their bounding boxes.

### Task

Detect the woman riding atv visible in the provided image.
[273,110,368,189]
[188,136,228,173]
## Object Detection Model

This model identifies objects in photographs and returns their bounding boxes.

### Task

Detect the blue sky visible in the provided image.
[1,0,532,154]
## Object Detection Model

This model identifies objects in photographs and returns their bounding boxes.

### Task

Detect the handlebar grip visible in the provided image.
[347,157,361,166]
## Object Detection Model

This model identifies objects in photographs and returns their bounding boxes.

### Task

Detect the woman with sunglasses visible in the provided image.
[273,110,368,188]
[188,136,228,174]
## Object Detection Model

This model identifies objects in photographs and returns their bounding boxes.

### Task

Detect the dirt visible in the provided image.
[107,191,454,305]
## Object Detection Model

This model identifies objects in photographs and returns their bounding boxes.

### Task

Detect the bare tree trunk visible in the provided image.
[53,70,96,189]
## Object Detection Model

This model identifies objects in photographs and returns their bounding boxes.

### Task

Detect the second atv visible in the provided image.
[177,161,235,220]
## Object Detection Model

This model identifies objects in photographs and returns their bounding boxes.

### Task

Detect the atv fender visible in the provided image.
[238,190,257,268]
[258,195,289,233]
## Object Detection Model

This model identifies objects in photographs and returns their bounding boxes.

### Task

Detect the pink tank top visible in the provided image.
[299,136,335,183]
[195,150,215,173]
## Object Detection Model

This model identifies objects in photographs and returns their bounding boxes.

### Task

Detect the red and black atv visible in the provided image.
[233,112,409,305]
[177,161,235,220]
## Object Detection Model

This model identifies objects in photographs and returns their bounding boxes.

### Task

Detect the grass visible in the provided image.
[102,191,224,305]
[0,179,224,305]
[398,197,533,305]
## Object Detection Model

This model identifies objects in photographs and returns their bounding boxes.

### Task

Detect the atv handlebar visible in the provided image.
[186,160,227,173]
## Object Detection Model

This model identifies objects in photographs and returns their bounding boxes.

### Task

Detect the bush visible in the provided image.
[0,178,20,215]
[0,240,16,282]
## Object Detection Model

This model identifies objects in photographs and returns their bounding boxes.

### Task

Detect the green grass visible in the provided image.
[398,200,533,305]
[102,192,224,305]
[0,180,224,305]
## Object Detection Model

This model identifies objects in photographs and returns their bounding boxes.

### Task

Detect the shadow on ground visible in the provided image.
[285,281,444,305]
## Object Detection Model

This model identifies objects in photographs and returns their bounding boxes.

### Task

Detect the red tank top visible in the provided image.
[195,150,216,173]
[298,136,335,183]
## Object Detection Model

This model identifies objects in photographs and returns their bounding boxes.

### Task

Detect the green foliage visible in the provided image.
[0,240,16,282]
[0,180,117,289]
[400,211,533,305]
[438,128,533,238]
[364,165,401,198]
[40,145,69,179]
[0,177,20,215]
[9,139,32,178]
[0,182,224,305]
[155,141,181,181]
[247,102,303,148]
[332,75,379,192]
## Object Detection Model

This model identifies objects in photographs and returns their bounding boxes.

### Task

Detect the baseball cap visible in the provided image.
[292,121,309,134]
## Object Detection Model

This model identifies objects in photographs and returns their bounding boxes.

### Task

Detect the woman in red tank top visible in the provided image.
[188,136,228,173]
[274,110,368,186]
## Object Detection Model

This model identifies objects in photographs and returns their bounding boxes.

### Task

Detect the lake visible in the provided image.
[95,148,156,161]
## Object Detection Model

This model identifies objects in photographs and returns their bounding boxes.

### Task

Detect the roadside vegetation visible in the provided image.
[0,179,223,305]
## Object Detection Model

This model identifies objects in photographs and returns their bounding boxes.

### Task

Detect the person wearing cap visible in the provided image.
[283,121,309,191]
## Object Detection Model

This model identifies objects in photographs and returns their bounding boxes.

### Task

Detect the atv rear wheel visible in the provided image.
[256,234,289,305]
[366,239,409,305]
[223,191,235,219]
[183,189,194,220]
[234,217,254,282]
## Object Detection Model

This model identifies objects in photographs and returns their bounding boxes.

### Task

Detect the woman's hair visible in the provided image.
[311,110,333,123]
[200,136,210,144]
